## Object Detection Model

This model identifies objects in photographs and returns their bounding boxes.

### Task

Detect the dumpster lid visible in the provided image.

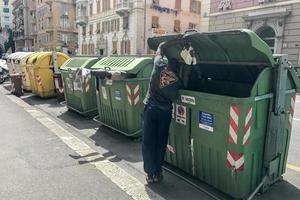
[60,57,99,70]
[91,56,152,74]
[148,29,275,66]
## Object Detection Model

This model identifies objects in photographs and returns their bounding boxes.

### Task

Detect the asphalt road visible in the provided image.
[1,84,300,200]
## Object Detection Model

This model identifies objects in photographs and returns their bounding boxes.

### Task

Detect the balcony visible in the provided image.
[76,15,88,26]
[115,1,133,16]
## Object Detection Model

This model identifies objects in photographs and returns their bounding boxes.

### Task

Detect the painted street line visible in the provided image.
[294,118,300,121]
[287,164,300,173]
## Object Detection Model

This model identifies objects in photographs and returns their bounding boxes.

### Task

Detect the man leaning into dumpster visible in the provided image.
[142,41,183,184]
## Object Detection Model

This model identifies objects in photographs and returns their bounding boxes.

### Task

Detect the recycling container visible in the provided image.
[27,52,69,98]
[60,57,100,117]
[148,29,300,199]
[91,56,153,137]
[6,52,22,75]
[10,74,24,97]
[16,52,35,91]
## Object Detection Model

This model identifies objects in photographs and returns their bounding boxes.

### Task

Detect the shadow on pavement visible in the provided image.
[57,110,99,130]
[21,94,64,108]
[255,180,300,200]
[89,126,143,163]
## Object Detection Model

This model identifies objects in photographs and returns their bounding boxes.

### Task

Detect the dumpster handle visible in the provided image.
[254,89,295,102]
[246,176,267,200]
[93,116,142,137]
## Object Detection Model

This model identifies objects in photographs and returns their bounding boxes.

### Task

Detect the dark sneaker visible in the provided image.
[146,174,155,184]
[153,173,164,183]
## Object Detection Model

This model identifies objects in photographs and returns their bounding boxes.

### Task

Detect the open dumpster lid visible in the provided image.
[91,56,152,74]
[148,29,275,66]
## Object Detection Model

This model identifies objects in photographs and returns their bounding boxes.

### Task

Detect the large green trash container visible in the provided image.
[60,57,100,117]
[91,56,153,137]
[148,29,300,199]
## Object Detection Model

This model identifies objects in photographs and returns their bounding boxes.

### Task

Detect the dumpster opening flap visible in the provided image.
[148,29,275,98]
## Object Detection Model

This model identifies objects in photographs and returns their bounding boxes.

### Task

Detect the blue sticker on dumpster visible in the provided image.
[199,111,214,132]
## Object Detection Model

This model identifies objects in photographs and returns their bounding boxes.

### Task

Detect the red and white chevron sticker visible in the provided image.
[288,95,296,129]
[36,75,42,86]
[126,83,140,106]
[229,105,240,144]
[243,107,253,145]
[126,84,132,105]
[85,76,90,93]
[226,151,244,172]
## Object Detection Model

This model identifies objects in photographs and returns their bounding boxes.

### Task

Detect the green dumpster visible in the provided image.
[148,29,300,199]
[91,56,153,137]
[60,57,100,117]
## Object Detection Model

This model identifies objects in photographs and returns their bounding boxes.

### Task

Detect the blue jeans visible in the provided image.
[142,105,172,176]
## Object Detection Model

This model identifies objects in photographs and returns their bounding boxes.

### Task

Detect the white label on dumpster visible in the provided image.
[172,103,175,119]
[101,86,107,100]
[199,111,214,132]
[115,90,122,101]
[181,95,196,105]
[106,79,113,85]
[175,105,186,125]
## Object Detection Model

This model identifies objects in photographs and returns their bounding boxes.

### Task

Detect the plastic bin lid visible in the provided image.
[60,57,99,70]
[147,29,275,66]
[26,52,45,65]
[91,56,152,74]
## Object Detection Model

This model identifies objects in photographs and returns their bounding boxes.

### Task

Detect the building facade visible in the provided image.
[76,0,202,56]
[0,0,14,53]
[209,0,300,66]
[0,0,13,29]
[12,0,78,54]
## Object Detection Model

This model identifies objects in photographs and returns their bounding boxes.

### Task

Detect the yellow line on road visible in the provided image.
[287,163,300,173]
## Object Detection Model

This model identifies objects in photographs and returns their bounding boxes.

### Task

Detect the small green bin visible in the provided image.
[60,57,100,117]
[148,29,300,199]
[91,56,153,137]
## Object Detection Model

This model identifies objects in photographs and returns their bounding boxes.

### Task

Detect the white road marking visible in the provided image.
[294,118,300,121]
[0,86,165,200]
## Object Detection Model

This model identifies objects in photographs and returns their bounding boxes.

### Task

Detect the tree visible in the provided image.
[4,29,15,53]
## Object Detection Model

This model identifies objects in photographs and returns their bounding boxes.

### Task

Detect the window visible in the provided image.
[96,22,101,34]
[97,0,101,13]
[153,0,159,4]
[89,24,93,35]
[123,16,129,30]
[82,26,86,36]
[175,0,181,10]
[190,0,201,15]
[256,26,275,53]
[152,16,159,28]
[121,35,130,55]
[112,36,118,54]
[3,8,9,13]
[189,23,196,30]
[102,0,110,11]
[89,2,93,16]
[174,20,181,33]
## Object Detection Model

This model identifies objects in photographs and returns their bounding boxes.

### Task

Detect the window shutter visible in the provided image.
[127,40,131,55]
[174,20,180,32]
[175,0,181,10]
[89,3,93,16]
[152,16,159,28]
[198,1,201,15]
[190,0,193,12]
[97,0,100,13]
